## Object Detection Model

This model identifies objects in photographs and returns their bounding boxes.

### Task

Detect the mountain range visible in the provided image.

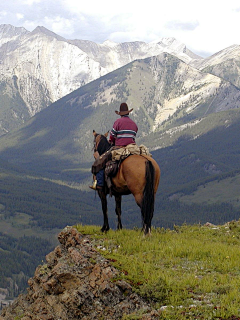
[0,23,240,186]
[0,24,240,140]
[0,23,201,135]
[0,48,239,165]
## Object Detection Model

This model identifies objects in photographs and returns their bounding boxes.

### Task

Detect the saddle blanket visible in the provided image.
[111,143,152,161]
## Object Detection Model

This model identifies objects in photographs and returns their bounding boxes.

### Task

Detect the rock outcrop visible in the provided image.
[0,227,157,320]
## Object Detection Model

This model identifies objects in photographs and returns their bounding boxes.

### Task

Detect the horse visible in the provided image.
[92,130,160,234]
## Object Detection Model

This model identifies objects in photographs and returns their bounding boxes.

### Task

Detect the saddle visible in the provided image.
[107,144,152,191]
[91,149,112,175]
[91,144,152,193]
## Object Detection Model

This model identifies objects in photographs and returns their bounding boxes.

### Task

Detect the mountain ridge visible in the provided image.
[0,51,239,168]
[0,24,203,135]
[1,24,240,137]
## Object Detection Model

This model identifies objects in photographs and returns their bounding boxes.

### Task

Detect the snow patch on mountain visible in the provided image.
[102,40,118,47]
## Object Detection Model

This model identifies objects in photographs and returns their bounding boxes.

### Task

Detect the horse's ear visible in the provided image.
[93,130,97,136]
[104,131,109,137]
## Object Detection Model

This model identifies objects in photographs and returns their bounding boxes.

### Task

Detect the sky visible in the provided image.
[0,0,240,57]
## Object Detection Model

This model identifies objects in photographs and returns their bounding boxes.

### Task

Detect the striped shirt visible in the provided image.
[109,115,138,146]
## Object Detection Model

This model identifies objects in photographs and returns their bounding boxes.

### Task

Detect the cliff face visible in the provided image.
[0,227,158,320]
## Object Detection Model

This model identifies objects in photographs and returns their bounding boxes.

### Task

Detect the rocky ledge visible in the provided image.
[0,227,159,320]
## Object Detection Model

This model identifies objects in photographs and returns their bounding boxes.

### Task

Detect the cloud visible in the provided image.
[16,13,24,20]
[0,10,7,17]
[0,0,240,56]
[61,0,137,16]
[165,20,199,31]
[43,16,75,37]
[233,6,240,12]
[23,0,42,5]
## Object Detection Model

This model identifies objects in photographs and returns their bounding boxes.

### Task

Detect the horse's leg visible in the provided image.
[141,161,155,235]
[115,194,122,230]
[97,189,109,232]
[133,193,149,232]
[131,162,155,235]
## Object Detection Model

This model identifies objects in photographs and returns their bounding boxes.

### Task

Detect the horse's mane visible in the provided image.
[97,135,111,155]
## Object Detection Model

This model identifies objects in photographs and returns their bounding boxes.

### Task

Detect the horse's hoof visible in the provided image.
[142,225,151,235]
[101,226,110,232]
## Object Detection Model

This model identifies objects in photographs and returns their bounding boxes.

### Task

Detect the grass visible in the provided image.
[76,221,240,319]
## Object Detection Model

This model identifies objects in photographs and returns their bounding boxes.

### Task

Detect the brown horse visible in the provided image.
[92,130,160,234]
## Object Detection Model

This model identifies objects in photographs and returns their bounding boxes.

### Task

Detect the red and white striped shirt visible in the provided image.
[109,115,138,146]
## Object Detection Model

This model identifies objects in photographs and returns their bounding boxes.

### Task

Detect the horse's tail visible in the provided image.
[141,160,155,234]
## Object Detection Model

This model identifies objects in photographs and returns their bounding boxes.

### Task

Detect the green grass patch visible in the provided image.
[76,222,240,319]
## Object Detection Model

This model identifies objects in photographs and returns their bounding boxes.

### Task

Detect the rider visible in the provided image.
[89,103,138,190]
[109,102,138,147]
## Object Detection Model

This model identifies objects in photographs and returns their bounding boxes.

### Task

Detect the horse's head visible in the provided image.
[93,130,111,155]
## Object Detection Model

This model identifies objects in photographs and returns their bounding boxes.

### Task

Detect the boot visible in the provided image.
[89,179,98,190]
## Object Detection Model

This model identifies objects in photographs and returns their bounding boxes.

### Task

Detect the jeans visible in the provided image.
[96,169,104,186]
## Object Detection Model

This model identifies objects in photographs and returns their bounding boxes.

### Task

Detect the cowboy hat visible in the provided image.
[115,103,133,116]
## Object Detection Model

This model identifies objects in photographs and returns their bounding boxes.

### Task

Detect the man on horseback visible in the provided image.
[89,124,160,234]
[89,103,138,190]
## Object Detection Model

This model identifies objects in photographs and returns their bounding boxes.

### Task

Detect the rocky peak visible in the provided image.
[30,26,66,41]
[0,24,28,47]
[0,24,28,38]
[0,227,159,320]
